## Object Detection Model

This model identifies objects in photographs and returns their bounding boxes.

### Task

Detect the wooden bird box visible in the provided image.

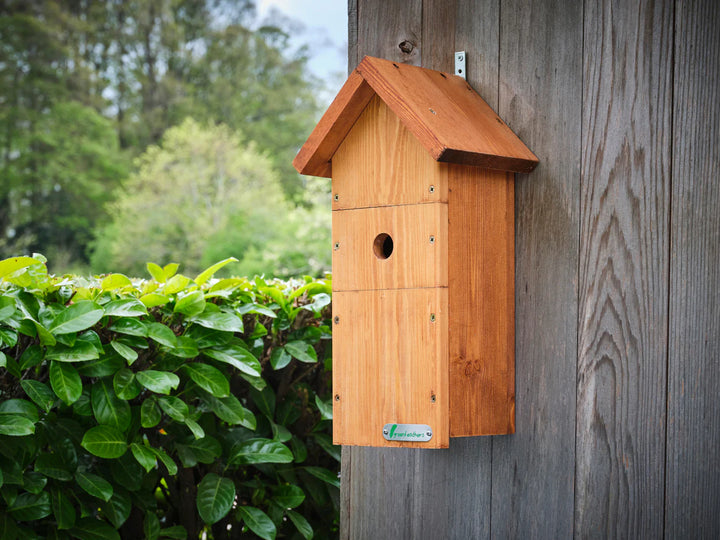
[293,56,538,448]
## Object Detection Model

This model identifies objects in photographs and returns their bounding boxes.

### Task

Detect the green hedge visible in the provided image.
[0,255,337,539]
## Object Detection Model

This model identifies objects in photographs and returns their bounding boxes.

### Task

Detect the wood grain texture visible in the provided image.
[332,96,449,210]
[422,0,456,73]
[292,71,374,177]
[333,288,449,448]
[357,56,538,172]
[357,0,422,66]
[348,0,358,71]
[665,0,720,537]
[575,0,673,537]
[490,0,582,538]
[332,203,448,291]
[449,167,514,436]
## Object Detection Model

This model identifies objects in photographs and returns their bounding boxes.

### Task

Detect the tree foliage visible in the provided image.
[91,119,330,278]
[0,1,325,270]
[0,255,338,538]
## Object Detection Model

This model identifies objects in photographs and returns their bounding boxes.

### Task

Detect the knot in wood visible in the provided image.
[398,40,414,54]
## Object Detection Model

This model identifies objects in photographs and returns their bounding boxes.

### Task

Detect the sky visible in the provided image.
[256,0,348,102]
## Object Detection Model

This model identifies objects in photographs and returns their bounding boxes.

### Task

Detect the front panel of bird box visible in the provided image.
[332,288,449,448]
[332,204,448,291]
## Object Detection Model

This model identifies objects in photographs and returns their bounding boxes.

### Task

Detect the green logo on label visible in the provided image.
[389,424,397,438]
[385,424,429,440]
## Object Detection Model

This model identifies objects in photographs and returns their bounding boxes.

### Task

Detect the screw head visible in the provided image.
[430,313,436,322]
[334,394,340,401]
[431,394,436,403]
[429,185,435,193]
[333,242,340,250]
[426,431,433,437]
[429,235,435,244]
[333,316,340,325]
[429,108,436,115]
[333,194,339,201]
[383,429,389,435]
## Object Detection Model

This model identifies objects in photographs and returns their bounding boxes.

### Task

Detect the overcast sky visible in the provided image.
[256,0,348,102]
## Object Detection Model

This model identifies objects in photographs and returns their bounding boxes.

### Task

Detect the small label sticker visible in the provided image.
[382,423,433,442]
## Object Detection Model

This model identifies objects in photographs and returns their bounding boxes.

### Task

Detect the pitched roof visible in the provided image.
[293,56,539,178]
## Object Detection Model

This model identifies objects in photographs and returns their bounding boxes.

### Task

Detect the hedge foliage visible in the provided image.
[0,255,337,539]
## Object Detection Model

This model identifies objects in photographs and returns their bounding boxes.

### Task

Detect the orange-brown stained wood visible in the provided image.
[332,203,448,292]
[332,288,449,448]
[448,166,515,436]
[293,56,539,178]
[332,96,449,209]
[292,71,374,178]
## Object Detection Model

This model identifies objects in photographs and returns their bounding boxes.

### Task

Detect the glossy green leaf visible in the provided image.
[9,492,51,521]
[313,433,340,462]
[130,443,157,473]
[34,320,57,346]
[287,510,314,540]
[140,398,162,428]
[269,347,291,370]
[146,263,165,283]
[229,439,293,465]
[272,484,305,509]
[314,395,333,420]
[158,525,187,539]
[158,396,188,421]
[22,471,47,493]
[46,341,99,362]
[20,380,55,411]
[183,363,229,397]
[112,369,141,400]
[91,379,131,430]
[206,394,256,429]
[250,386,275,419]
[190,312,243,333]
[0,513,19,540]
[148,446,177,475]
[107,317,147,337]
[182,437,222,465]
[69,517,121,540]
[304,466,340,488]
[76,471,113,502]
[147,323,177,347]
[0,399,39,422]
[49,361,83,405]
[196,473,235,525]
[184,418,205,439]
[139,293,170,308]
[164,274,189,294]
[236,506,276,540]
[284,341,317,363]
[204,345,261,376]
[101,489,131,529]
[0,296,16,320]
[165,336,199,358]
[110,341,138,364]
[51,488,76,529]
[48,301,104,335]
[18,344,44,370]
[0,257,43,280]
[35,453,72,481]
[100,274,132,291]
[81,425,127,458]
[144,512,160,540]
[174,291,206,317]
[103,298,147,317]
[194,257,238,285]
[136,370,179,395]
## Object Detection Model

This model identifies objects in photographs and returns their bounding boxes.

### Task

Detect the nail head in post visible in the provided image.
[455,50,466,80]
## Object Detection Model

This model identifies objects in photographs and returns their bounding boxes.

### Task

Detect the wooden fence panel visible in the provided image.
[490,0,582,537]
[665,1,720,537]
[575,0,673,536]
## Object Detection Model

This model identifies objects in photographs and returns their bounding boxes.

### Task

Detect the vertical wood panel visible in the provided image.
[490,0,582,537]
[422,0,457,73]
[666,0,720,537]
[576,0,673,537]
[356,0,422,66]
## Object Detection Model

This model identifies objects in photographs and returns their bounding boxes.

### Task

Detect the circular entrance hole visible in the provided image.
[373,233,394,259]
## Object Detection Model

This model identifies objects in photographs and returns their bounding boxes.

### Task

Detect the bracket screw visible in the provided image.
[333,316,340,325]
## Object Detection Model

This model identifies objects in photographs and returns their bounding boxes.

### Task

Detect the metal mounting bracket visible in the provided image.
[454,51,466,80]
